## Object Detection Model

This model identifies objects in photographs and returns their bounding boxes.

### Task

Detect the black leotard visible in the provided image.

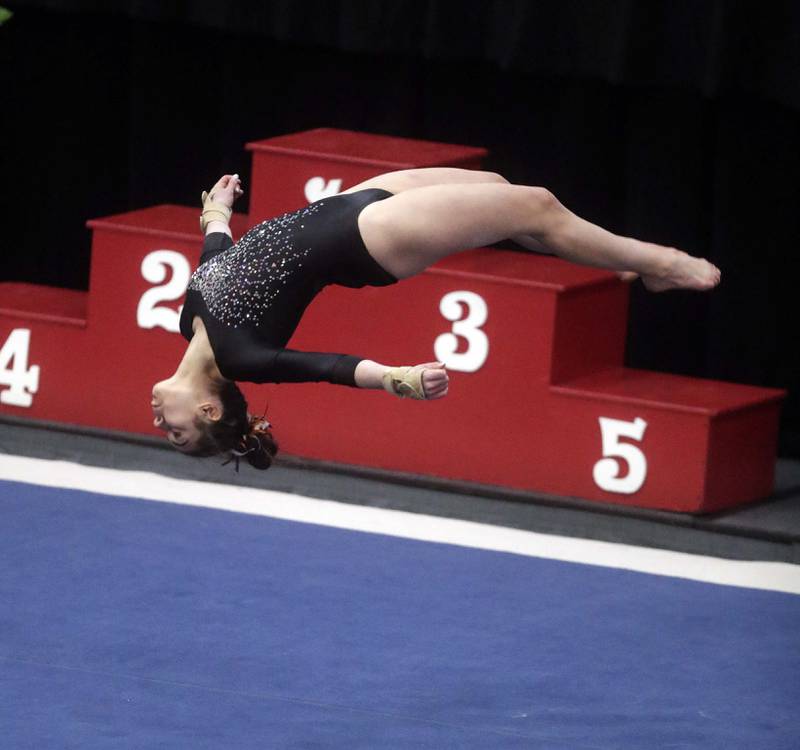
[179,189,396,386]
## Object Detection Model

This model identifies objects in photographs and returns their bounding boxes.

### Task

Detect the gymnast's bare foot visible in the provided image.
[641,248,721,292]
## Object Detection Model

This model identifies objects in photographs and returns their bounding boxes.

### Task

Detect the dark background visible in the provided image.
[1,0,798,454]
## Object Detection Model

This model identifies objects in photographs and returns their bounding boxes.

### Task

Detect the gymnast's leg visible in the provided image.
[347,167,621,265]
[346,168,555,256]
[358,182,720,292]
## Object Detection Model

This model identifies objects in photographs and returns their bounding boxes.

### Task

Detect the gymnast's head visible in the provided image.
[150,376,278,470]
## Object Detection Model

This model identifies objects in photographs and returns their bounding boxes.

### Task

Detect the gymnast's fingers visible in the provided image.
[426,386,447,399]
[422,373,448,397]
[211,174,231,192]
[425,368,448,380]
[422,368,448,387]
[426,386,448,400]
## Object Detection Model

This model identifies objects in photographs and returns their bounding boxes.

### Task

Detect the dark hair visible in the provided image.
[186,380,278,470]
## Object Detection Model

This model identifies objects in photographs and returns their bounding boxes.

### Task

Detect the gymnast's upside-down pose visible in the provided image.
[150,168,721,469]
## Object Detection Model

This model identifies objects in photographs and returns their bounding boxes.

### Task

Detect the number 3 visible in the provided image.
[593,416,648,494]
[137,250,191,333]
[0,329,40,408]
[434,291,489,372]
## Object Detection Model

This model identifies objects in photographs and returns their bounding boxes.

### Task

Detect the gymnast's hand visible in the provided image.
[412,361,449,400]
[358,360,449,399]
[207,174,245,209]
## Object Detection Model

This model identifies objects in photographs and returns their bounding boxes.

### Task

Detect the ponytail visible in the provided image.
[187,381,278,471]
[222,414,279,471]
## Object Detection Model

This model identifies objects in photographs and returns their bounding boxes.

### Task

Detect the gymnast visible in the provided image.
[150,169,721,469]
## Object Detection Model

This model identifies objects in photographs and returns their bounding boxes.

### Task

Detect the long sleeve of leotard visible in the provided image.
[200,231,234,263]
[214,343,362,387]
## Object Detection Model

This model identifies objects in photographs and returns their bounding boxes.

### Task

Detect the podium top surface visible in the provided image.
[245,128,488,168]
[0,282,87,327]
[87,205,250,243]
[432,248,620,292]
[554,367,786,416]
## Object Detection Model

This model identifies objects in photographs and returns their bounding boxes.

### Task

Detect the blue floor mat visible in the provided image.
[1,479,798,749]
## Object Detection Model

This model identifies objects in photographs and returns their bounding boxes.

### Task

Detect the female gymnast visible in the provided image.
[150,169,721,469]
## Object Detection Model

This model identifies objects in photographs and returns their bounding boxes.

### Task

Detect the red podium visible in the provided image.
[0,128,785,513]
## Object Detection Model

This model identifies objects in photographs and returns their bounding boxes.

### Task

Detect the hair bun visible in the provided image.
[243,415,278,470]
[224,413,279,471]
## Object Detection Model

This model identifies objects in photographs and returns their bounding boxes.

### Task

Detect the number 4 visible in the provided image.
[0,329,40,407]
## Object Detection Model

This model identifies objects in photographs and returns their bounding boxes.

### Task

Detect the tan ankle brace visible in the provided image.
[382,366,426,400]
[199,190,232,232]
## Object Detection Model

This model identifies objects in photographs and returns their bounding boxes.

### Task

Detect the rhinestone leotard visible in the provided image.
[179,189,397,386]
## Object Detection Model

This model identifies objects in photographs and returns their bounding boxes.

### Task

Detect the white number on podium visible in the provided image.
[593,416,648,494]
[305,176,342,202]
[137,250,191,333]
[434,291,489,372]
[0,329,40,407]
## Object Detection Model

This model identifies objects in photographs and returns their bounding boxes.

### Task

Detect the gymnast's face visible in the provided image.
[151,379,220,452]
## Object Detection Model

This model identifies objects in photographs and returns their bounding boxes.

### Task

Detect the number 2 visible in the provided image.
[0,329,40,407]
[137,250,191,333]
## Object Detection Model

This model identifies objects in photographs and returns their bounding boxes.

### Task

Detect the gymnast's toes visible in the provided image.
[643,251,721,293]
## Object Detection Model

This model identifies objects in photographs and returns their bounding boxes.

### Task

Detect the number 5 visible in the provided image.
[593,416,648,494]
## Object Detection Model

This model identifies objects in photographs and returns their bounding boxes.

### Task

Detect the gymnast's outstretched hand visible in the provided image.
[411,361,449,400]
[207,173,245,208]
[355,360,449,399]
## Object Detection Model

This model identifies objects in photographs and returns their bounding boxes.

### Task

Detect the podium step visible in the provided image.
[548,367,784,512]
[0,283,87,327]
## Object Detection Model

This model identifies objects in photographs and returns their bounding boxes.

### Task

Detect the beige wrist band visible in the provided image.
[199,190,232,232]
[382,367,426,400]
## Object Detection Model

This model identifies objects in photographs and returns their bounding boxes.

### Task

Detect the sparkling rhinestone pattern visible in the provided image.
[188,202,323,328]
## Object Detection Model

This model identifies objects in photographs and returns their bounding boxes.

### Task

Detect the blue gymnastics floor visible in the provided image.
[1,476,799,749]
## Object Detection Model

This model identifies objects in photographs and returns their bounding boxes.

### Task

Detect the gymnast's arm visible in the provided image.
[261,352,448,397]
[205,220,232,240]
[217,346,448,398]
[217,346,363,387]
[200,230,234,263]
